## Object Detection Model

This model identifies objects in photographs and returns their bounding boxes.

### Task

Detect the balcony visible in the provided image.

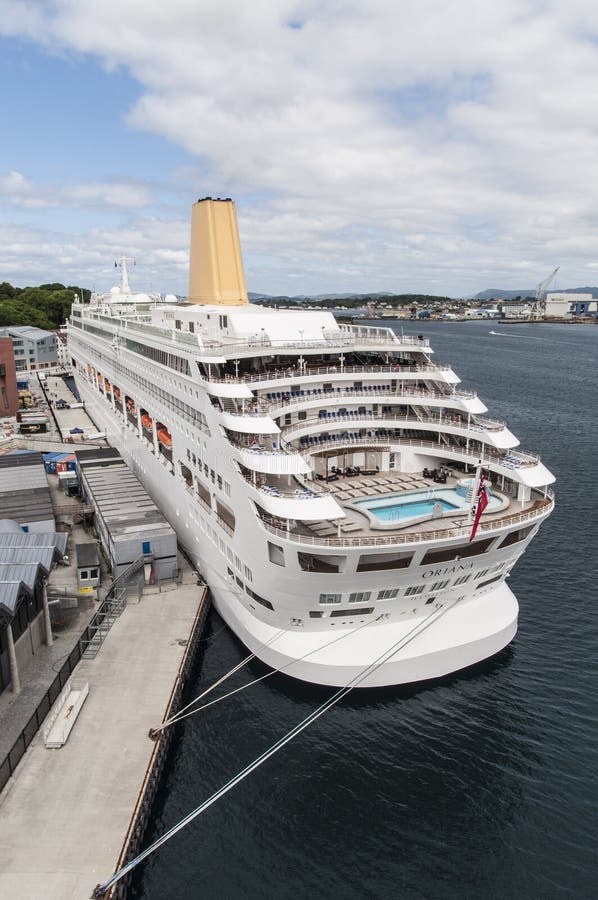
[282,410,512,448]
[206,362,456,385]
[263,385,480,415]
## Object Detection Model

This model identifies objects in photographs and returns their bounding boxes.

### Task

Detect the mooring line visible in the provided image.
[92,599,456,898]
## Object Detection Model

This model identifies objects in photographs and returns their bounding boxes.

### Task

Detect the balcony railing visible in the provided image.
[257,495,554,548]
[295,435,541,467]
[281,410,505,439]
[263,385,477,413]
[207,362,453,385]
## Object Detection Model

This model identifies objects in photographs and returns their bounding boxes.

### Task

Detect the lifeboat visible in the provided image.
[141,414,153,430]
[104,378,111,392]
[157,427,172,448]
[126,398,136,413]
[113,386,121,401]
[87,364,92,375]
[96,372,102,383]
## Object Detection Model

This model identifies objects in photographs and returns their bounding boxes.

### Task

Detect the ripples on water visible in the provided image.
[132,322,597,900]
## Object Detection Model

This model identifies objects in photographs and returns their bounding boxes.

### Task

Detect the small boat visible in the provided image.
[157,428,172,447]
[141,414,153,430]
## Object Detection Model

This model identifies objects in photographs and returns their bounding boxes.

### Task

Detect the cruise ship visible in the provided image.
[67,198,555,688]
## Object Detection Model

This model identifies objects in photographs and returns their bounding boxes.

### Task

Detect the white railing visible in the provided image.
[263,386,477,414]
[281,411,505,439]
[295,435,540,466]
[208,363,452,385]
[257,495,554,548]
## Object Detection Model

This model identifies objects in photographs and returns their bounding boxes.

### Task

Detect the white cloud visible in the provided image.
[0,171,153,210]
[3,1,598,294]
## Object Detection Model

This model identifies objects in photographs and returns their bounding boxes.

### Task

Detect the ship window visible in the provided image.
[475,574,503,590]
[268,542,285,567]
[90,568,99,579]
[425,595,436,605]
[246,587,273,609]
[348,591,371,604]
[189,321,194,333]
[319,593,342,605]
[216,500,235,533]
[235,575,243,588]
[309,611,324,618]
[298,410,307,420]
[175,320,181,330]
[453,574,471,585]
[498,525,535,548]
[428,580,449,591]
[298,552,345,573]
[420,537,494,565]
[405,585,425,596]
[377,589,399,600]
[330,607,374,617]
[357,552,413,572]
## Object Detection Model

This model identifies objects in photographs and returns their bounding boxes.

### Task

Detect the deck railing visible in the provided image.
[281,410,505,438]
[295,435,540,467]
[206,363,454,384]
[257,495,554,548]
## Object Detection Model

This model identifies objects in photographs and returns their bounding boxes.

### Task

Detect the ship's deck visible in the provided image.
[285,469,548,542]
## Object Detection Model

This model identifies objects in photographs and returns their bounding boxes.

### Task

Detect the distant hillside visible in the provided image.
[473,286,598,301]
[0,281,90,330]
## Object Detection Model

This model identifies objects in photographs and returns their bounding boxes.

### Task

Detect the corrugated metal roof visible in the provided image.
[0,530,68,623]
[81,459,174,541]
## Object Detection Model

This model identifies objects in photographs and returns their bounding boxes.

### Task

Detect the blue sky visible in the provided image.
[1,2,598,298]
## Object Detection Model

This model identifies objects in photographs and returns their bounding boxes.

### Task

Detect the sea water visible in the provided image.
[132,320,596,900]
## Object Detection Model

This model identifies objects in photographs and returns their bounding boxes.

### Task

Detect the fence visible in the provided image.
[0,589,127,794]
[0,641,82,794]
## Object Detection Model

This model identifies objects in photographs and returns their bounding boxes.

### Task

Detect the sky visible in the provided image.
[2,1,598,298]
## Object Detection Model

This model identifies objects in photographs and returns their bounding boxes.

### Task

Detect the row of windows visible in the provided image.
[124,337,190,376]
[185,447,231,497]
[190,508,252,582]
[318,564,507,605]
[225,567,273,610]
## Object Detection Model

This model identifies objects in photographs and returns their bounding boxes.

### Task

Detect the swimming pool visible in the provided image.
[354,487,502,524]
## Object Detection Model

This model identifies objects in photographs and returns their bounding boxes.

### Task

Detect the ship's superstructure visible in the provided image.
[67,198,555,687]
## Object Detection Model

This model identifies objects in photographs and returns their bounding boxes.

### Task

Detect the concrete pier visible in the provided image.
[0,561,209,900]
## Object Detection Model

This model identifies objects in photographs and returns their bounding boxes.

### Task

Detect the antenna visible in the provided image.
[114,257,136,293]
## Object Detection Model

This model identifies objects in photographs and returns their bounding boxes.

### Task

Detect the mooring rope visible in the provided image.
[92,598,457,898]
[149,627,287,737]
[154,616,380,731]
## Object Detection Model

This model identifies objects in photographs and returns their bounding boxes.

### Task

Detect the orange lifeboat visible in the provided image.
[141,414,153,430]
[157,427,172,448]
[113,387,121,401]
[126,398,136,413]
[96,372,102,383]
[104,378,111,392]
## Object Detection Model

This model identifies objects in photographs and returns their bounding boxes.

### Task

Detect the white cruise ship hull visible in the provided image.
[75,374,520,687]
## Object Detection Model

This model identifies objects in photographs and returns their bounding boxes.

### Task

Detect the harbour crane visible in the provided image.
[530,266,559,319]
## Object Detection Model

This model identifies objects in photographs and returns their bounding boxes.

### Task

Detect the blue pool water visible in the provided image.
[356,487,500,522]
[364,497,458,521]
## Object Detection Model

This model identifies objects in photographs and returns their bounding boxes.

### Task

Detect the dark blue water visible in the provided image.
[132,321,597,900]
